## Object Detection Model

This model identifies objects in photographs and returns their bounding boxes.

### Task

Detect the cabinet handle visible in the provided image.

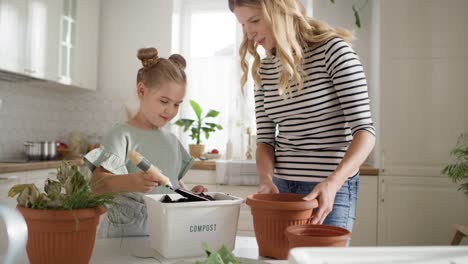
[380,178,385,202]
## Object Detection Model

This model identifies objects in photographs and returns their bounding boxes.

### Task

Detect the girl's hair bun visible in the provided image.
[137,47,159,68]
[168,54,187,70]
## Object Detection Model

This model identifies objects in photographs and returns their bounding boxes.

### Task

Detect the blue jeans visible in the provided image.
[273,173,359,233]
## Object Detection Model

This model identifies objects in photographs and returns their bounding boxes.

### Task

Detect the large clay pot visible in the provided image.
[17,205,106,264]
[285,224,351,249]
[246,193,318,260]
[189,144,205,158]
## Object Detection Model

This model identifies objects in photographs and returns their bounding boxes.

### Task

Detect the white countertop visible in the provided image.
[12,236,285,264]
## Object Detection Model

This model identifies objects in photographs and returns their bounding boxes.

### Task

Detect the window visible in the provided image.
[174,0,256,159]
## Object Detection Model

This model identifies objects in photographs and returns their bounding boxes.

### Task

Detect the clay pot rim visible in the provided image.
[246,193,318,211]
[16,205,106,220]
[285,224,351,239]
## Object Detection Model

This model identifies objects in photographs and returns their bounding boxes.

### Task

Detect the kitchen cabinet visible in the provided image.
[0,0,61,80]
[0,168,56,207]
[0,0,100,90]
[377,176,468,246]
[184,169,380,241]
[59,0,100,90]
[350,176,378,246]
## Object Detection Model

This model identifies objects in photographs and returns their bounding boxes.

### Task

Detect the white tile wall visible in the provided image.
[0,80,127,158]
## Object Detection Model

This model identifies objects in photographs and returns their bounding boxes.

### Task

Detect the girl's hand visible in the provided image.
[258,180,279,194]
[133,171,160,193]
[191,185,208,193]
[303,179,340,224]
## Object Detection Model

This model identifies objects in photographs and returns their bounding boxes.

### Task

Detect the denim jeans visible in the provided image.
[273,173,359,233]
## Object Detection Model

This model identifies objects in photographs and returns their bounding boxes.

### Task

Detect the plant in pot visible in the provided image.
[442,133,468,196]
[175,99,223,158]
[8,162,115,264]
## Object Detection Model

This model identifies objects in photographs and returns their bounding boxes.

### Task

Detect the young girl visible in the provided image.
[229,0,376,236]
[84,47,207,237]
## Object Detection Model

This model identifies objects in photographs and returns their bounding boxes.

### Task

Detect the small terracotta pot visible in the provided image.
[246,193,318,260]
[189,144,205,158]
[17,205,106,264]
[285,224,351,248]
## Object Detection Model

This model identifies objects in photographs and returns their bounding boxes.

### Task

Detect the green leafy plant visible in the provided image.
[195,243,239,264]
[329,0,369,28]
[442,133,468,196]
[175,99,223,145]
[8,162,115,210]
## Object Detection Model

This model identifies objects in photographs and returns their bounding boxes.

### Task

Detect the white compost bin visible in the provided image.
[143,192,243,258]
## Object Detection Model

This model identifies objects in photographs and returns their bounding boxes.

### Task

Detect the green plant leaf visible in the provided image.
[44,179,62,195]
[190,99,203,121]
[330,0,335,3]
[352,5,361,28]
[205,122,223,130]
[175,119,195,132]
[205,110,220,118]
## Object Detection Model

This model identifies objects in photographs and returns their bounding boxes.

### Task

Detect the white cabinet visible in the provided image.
[0,0,100,90]
[0,174,21,209]
[28,0,61,80]
[0,0,30,74]
[71,0,99,90]
[0,169,56,207]
[184,169,380,241]
[0,0,61,79]
[377,176,468,246]
[57,0,100,90]
[350,176,378,246]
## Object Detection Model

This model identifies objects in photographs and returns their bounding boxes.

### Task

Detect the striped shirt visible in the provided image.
[255,37,375,182]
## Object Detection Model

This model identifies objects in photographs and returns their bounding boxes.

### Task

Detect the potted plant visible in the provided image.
[8,162,115,264]
[175,99,223,158]
[442,133,468,196]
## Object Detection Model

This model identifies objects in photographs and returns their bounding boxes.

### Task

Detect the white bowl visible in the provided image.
[203,153,221,159]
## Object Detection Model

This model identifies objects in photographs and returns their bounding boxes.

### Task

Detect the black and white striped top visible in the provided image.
[255,37,375,182]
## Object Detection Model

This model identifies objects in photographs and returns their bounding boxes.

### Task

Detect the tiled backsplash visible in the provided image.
[0,80,129,158]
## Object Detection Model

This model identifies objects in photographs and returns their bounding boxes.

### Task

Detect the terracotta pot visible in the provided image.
[285,224,351,249]
[189,144,205,158]
[17,205,106,264]
[246,193,318,260]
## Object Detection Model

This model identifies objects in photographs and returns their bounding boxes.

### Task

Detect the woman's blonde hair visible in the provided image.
[136,47,187,89]
[228,0,353,95]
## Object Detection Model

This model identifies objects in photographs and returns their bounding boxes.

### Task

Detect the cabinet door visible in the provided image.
[378,176,468,246]
[27,0,61,80]
[0,0,28,73]
[216,185,257,236]
[350,176,378,246]
[0,174,20,209]
[72,0,99,90]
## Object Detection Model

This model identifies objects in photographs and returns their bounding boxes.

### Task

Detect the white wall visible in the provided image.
[0,0,174,158]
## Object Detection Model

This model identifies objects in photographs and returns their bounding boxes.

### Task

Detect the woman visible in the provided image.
[229,0,376,233]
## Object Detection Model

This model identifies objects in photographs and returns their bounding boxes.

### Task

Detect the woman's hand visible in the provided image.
[303,179,341,224]
[258,179,279,194]
[132,171,160,193]
[191,185,208,193]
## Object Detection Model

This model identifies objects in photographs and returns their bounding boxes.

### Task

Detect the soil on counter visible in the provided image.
[160,193,215,203]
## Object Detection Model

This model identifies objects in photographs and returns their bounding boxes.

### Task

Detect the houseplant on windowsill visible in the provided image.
[8,162,115,264]
[442,133,468,196]
[175,99,223,158]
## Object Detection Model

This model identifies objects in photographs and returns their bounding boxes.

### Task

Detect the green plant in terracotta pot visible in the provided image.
[175,99,223,158]
[442,133,468,196]
[8,162,115,264]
